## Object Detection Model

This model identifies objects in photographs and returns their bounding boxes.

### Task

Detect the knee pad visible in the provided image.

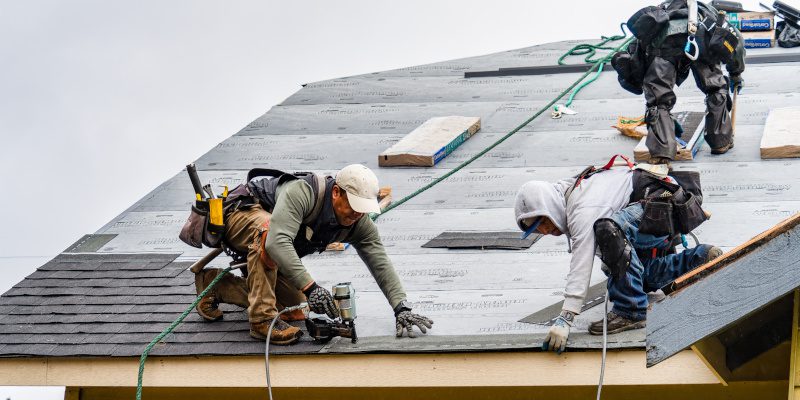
[706,90,730,111]
[594,219,633,281]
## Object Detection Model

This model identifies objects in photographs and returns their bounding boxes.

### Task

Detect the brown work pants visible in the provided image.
[224,204,306,323]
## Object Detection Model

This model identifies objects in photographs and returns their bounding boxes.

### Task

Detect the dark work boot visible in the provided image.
[704,246,724,263]
[195,269,224,321]
[710,142,734,154]
[279,308,306,322]
[195,268,250,322]
[589,311,646,335]
[250,318,303,344]
[197,294,223,321]
[649,156,672,169]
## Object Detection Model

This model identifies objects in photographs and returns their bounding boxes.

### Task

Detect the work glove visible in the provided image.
[542,310,575,354]
[729,74,744,94]
[303,282,339,319]
[395,310,434,338]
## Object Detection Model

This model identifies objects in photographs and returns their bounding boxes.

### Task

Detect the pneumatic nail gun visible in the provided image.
[305,282,357,343]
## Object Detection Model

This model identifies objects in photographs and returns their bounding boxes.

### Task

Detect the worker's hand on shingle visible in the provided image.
[303,283,339,319]
[395,311,433,338]
[542,310,574,354]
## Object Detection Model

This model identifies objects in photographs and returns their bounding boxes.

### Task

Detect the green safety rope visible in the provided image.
[135,266,233,400]
[135,31,635,400]
[375,33,634,220]
[556,23,629,110]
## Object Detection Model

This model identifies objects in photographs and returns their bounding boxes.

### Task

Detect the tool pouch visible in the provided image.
[697,12,739,64]
[640,199,675,237]
[179,200,224,249]
[673,191,708,234]
[671,170,704,205]
[627,6,669,46]
[612,40,647,95]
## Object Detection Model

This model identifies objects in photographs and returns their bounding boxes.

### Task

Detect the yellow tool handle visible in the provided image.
[209,198,224,226]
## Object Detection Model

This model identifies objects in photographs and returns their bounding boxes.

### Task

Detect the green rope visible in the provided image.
[557,23,628,66]
[136,266,234,400]
[136,31,635,400]
[557,23,629,109]
[375,34,635,220]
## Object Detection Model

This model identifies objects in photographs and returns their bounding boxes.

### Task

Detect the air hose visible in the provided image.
[265,303,308,400]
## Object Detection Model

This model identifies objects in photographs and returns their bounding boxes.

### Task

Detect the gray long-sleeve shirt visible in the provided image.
[264,179,406,309]
[515,168,634,314]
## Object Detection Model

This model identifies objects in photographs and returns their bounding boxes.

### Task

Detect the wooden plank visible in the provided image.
[663,212,800,295]
[379,116,481,167]
[646,214,800,367]
[760,107,800,159]
[64,387,80,400]
[0,351,719,388]
[691,336,732,386]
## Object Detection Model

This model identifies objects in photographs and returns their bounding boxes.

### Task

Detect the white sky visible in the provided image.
[0,1,652,398]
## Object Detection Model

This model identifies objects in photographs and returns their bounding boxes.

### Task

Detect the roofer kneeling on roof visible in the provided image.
[195,164,433,345]
[514,156,723,353]
[612,0,745,164]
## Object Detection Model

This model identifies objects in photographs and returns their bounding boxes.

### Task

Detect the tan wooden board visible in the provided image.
[378,116,480,167]
[760,107,800,159]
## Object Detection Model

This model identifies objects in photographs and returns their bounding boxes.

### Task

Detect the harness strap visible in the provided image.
[601,154,634,170]
[565,154,635,205]
[303,174,327,226]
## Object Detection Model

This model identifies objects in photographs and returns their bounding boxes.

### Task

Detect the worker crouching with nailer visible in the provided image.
[182,164,433,345]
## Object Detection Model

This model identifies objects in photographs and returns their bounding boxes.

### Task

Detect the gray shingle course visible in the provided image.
[0,296,44,306]
[48,343,120,357]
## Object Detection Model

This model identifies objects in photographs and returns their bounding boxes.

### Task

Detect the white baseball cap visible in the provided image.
[335,164,381,214]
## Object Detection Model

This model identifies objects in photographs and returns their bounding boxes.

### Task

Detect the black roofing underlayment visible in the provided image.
[2,41,799,358]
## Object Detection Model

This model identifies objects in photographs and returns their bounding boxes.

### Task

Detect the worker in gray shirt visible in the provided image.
[195,164,433,344]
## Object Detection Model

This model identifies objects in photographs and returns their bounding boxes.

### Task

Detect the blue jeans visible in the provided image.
[603,203,713,321]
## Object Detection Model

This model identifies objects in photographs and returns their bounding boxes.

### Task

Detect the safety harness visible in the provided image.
[217,169,335,274]
[565,154,703,259]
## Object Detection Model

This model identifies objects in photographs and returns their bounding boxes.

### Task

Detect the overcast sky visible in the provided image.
[0,1,656,398]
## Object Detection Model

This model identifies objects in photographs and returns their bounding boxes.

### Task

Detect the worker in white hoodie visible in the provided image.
[514,162,721,353]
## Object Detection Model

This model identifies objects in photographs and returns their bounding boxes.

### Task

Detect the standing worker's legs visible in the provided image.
[225,205,302,344]
[643,56,680,161]
[691,61,734,154]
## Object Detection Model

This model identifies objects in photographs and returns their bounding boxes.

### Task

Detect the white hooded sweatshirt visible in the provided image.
[514,168,634,314]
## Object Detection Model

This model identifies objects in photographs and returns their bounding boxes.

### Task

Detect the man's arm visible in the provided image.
[543,206,612,353]
[349,218,433,337]
[264,179,315,290]
[348,217,406,308]
[563,207,614,313]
